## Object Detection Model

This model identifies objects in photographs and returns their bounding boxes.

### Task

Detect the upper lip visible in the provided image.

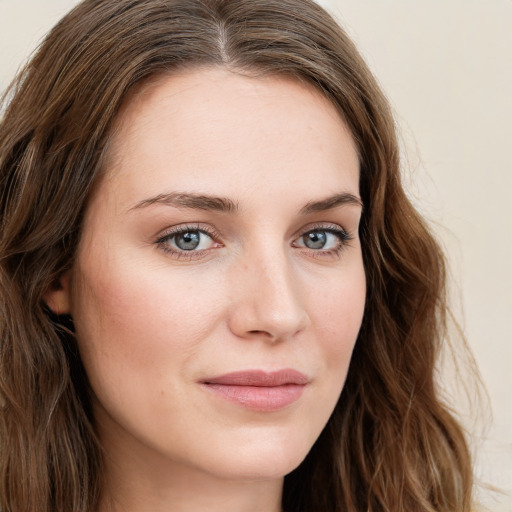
[202,369,309,387]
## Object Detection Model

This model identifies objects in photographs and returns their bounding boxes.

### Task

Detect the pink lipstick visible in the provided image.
[200,369,308,411]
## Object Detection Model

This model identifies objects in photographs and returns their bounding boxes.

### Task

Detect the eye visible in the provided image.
[293,227,352,252]
[157,227,217,253]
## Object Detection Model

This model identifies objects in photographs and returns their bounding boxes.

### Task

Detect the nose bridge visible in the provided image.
[229,239,310,341]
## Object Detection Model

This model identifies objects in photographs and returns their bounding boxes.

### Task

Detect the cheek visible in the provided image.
[69,252,224,390]
[310,260,366,380]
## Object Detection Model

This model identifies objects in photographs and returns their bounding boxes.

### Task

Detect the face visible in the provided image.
[50,67,365,483]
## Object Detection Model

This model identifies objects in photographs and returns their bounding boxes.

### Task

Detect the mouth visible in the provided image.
[199,369,309,412]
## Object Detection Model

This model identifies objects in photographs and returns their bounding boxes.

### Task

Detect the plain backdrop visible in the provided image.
[1,1,511,510]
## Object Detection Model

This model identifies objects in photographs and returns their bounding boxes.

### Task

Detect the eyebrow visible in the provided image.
[129,191,362,214]
[129,192,238,213]
[299,192,363,214]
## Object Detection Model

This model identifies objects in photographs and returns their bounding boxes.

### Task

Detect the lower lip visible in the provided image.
[202,383,306,411]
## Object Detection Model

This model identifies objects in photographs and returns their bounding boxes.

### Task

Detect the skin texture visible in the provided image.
[46,67,366,512]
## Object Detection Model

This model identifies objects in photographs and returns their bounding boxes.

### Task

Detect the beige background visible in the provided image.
[323,3,512,511]
[1,1,511,510]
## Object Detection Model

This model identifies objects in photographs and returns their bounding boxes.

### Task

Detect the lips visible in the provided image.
[200,369,308,411]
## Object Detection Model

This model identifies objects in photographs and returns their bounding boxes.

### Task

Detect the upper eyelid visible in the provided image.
[154,220,356,248]
[155,221,353,239]
[155,226,219,257]
[153,224,355,263]
[303,226,352,239]
[156,224,219,241]
[294,227,352,245]
[293,221,351,239]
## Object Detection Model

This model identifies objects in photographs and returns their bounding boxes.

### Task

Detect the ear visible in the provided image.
[44,271,72,315]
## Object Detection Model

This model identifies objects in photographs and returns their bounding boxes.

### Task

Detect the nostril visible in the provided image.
[248,330,271,336]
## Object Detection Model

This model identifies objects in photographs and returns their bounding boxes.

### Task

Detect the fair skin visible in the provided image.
[46,67,365,512]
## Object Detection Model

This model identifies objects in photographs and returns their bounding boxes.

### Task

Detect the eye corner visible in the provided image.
[292,224,354,257]
[155,223,223,260]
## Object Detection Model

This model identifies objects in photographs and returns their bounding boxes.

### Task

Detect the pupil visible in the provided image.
[305,231,326,249]
[176,231,200,250]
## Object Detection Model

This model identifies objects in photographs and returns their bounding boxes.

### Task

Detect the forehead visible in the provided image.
[98,66,360,209]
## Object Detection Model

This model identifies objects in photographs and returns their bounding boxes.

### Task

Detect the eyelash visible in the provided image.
[294,223,354,258]
[155,223,353,261]
[155,224,221,260]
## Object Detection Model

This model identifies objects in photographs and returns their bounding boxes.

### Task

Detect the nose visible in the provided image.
[227,246,311,342]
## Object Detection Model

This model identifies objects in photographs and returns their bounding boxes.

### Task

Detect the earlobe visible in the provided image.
[44,271,72,315]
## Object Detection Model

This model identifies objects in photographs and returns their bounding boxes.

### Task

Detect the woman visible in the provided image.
[0,0,474,511]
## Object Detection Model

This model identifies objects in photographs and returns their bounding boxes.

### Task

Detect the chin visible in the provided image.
[196,428,316,481]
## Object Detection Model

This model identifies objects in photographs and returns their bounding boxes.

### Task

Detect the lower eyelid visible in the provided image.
[155,224,353,258]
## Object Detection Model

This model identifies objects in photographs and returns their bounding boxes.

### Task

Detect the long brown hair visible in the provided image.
[0,0,473,510]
